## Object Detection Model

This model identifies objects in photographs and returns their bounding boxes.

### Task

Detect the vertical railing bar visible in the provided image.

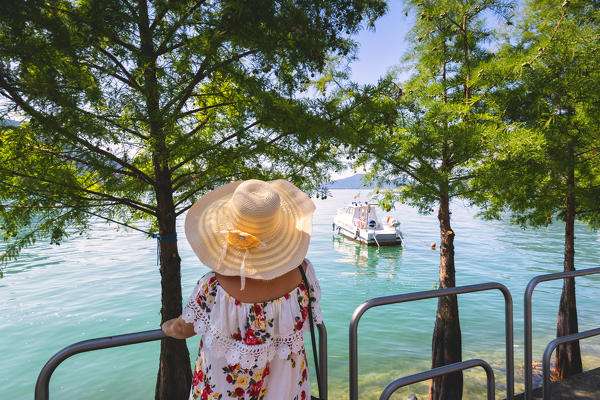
[378,358,496,400]
[349,282,514,400]
[541,327,600,400]
[486,358,496,400]
[523,267,600,400]
[500,284,515,399]
[317,323,328,400]
[524,278,536,400]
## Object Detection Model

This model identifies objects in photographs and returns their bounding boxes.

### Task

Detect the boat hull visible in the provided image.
[333,221,403,246]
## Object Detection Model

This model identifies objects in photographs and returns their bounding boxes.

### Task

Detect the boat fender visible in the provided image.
[359,217,365,228]
[332,223,336,231]
[354,229,359,239]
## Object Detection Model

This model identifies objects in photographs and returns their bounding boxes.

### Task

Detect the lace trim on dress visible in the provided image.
[182,260,322,370]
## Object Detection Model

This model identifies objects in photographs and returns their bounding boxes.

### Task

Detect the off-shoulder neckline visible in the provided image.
[207,260,313,306]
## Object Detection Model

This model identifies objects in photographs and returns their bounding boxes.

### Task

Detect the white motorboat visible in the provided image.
[332,202,403,246]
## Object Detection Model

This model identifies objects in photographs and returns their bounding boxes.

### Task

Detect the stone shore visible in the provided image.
[511,367,600,400]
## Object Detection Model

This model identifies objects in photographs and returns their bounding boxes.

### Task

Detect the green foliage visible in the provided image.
[470,0,600,228]
[341,0,514,212]
[0,0,387,269]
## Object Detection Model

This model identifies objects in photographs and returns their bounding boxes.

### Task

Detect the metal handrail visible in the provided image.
[379,358,496,400]
[349,282,514,400]
[523,266,600,400]
[35,324,328,400]
[35,329,166,400]
[542,327,600,399]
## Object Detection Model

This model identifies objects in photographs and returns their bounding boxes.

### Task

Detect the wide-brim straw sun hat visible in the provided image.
[185,179,315,286]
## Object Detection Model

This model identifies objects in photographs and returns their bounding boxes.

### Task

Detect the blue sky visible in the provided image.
[349,1,413,85]
[332,1,413,180]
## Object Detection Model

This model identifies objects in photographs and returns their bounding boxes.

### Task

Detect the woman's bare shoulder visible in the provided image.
[215,260,306,303]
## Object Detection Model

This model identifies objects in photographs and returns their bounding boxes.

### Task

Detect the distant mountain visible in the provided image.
[326,174,375,189]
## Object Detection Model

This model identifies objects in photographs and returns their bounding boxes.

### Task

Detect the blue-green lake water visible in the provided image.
[2,189,599,399]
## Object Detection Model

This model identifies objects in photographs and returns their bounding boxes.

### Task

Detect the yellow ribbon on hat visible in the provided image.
[226,230,261,249]
[218,230,266,290]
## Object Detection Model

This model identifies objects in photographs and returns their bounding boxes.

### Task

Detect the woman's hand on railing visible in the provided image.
[161,316,196,339]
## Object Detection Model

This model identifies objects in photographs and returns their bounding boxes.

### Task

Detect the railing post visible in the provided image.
[317,323,328,400]
[523,267,600,400]
[524,278,536,400]
[349,283,513,400]
[541,327,600,399]
[349,302,369,400]
[379,359,495,400]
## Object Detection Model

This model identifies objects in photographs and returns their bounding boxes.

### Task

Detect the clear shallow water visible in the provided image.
[1,189,599,400]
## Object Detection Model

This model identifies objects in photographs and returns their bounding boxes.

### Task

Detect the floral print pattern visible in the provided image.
[196,276,219,313]
[184,260,321,400]
[221,362,270,399]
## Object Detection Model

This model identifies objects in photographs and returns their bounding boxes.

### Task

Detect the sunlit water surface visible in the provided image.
[1,189,599,399]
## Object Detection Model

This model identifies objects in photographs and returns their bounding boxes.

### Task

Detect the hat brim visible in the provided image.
[185,180,315,280]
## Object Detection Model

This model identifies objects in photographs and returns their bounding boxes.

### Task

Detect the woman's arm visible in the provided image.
[161,316,196,339]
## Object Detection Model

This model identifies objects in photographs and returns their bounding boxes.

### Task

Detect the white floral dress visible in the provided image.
[182,259,322,400]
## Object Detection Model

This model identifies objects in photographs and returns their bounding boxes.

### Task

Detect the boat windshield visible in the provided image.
[353,205,379,223]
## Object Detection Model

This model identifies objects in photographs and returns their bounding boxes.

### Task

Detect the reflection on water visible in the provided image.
[332,234,403,275]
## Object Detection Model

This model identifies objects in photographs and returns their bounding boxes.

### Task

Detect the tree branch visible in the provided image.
[575,208,600,216]
[174,172,243,215]
[170,120,260,174]
[150,4,170,31]
[441,14,464,32]
[575,146,600,158]
[60,134,156,186]
[449,173,475,183]
[42,3,139,53]
[79,60,141,92]
[172,130,288,191]
[167,49,257,115]
[173,184,211,210]
[0,202,121,209]
[121,1,139,20]
[0,76,156,186]
[359,145,438,191]
[102,30,139,54]
[1,169,157,215]
[525,6,567,67]
[73,106,150,141]
[155,0,208,55]
[156,39,187,55]
[95,47,144,92]
[183,116,210,138]
[177,101,239,118]
[30,145,147,182]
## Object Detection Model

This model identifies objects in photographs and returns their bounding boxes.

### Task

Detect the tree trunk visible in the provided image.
[554,146,582,380]
[136,2,192,397]
[154,167,192,399]
[429,194,463,400]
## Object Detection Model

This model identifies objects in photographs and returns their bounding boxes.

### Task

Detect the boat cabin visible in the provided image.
[342,203,381,229]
